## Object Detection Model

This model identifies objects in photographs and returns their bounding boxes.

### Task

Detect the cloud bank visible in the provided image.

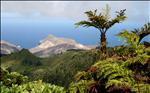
[1,1,150,23]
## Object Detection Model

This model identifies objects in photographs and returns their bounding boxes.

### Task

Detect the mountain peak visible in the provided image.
[40,34,76,45]
[30,35,91,57]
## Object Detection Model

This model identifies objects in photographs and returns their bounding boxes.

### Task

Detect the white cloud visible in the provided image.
[1,1,149,23]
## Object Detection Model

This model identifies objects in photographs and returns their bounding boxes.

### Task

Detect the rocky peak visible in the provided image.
[30,35,91,57]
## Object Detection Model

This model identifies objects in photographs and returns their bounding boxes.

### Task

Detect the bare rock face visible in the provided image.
[0,40,21,55]
[30,35,91,57]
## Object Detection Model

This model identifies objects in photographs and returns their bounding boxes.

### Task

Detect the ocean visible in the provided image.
[1,18,149,48]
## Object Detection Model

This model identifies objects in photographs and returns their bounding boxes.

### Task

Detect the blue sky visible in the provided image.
[1,1,150,48]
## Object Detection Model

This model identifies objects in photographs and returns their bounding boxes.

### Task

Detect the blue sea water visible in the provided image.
[1,18,150,49]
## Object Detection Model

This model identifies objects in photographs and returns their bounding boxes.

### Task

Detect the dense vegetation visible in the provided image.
[68,23,150,93]
[1,5,150,93]
[0,68,66,93]
[1,49,97,87]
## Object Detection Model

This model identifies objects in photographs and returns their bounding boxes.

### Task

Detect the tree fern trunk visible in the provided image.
[100,33,107,56]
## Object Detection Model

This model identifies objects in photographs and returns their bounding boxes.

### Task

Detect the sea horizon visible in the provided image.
[2,18,149,49]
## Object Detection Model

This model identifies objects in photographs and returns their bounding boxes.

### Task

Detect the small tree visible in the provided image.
[75,5,127,57]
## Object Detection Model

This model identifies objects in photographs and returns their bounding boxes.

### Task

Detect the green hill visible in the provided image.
[0,49,97,87]
[1,49,42,69]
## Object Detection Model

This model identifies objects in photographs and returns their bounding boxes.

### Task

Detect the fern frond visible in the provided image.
[132,84,150,93]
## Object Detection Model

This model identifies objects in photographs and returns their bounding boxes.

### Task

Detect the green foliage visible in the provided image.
[1,49,42,68]
[0,67,28,87]
[93,59,135,92]
[69,80,88,93]
[131,22,150,43]
[132,84,150,93]
[1,80,66,93]
[42,50,96,87]
[69,58,135,93]
[69,52,149,93]
[0,68,66,93]
[118,30,140,46]
[1,49,97,88]
[117,29,150,71]
[123,53,149,67]
[116,29,149,59]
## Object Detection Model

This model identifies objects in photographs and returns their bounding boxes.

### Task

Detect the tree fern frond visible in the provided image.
[74,71,89,82]
[75,21,99,28]
[131,23,150,43]
[105,79,130,89]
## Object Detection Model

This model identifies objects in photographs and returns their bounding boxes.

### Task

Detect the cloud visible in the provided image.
[1,1,149,23]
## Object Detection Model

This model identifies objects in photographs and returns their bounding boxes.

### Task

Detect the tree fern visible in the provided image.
[75,4,127,55]
[93,59,135,89]
[69,58,135,93]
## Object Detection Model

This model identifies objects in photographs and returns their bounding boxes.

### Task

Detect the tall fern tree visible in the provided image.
[75,5,127,56]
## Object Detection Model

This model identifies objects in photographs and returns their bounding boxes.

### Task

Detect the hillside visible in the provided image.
[0,40,21,56]
[0,49,97,87]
